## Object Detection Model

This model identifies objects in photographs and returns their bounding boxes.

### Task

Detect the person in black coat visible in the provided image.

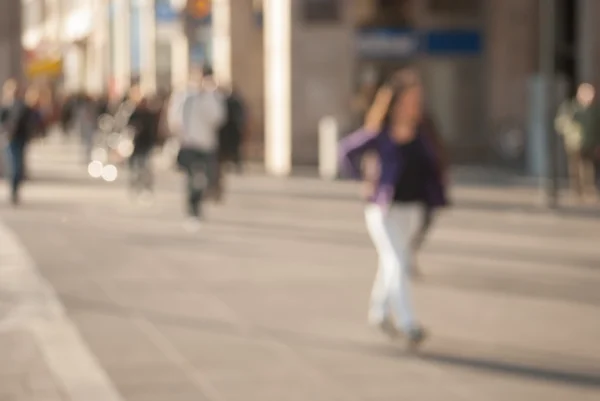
[1,83,44,205]
[218,87,247,174]
[127,95,161,199]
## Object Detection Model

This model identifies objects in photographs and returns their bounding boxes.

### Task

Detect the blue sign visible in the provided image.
[422,29,482,55]
[357,28,482,59]
[156,2,179,22]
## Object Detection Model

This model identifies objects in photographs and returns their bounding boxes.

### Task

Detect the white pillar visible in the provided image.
[168,0,188,89]
[87,0,108,94]
[140,0,157,93]
[212,0,232,86]
[263,0,292,176]
[112,0,131,95]
[171,31,189,89]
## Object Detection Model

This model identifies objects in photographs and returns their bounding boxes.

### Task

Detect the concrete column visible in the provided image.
[263,0,355,174]
[577,0,597,85]
[214,0,264,161]
[44,0,60,42]
[86,0,109,94]
[112,0,131,95]
[263,0,292,175]
[171,31,189,89]
[0,0,23,84]
[211,0,232,85]
[140,0,157,93]
[485,0,538,123]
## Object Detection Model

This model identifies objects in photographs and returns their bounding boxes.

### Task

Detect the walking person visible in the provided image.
[555,82,600,201]
[339,69,448,348]
[1,82,44,205]
[127,95,161,203]
[59,92,76,141]
[218,86,247,175]
[73,93,98,164]
[0,79,18,179]
[171,66,226,229]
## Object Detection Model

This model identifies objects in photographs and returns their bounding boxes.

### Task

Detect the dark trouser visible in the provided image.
[226,146,243,173]
[595,159,600,190]
[5,141,26,203]
[129,149,153,193]
[567,151,596,197]
[413,206,435,251]
[219,134,243,174]
[177,148,216,218]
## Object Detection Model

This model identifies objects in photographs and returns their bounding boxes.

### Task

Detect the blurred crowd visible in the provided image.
[0,66,248,212]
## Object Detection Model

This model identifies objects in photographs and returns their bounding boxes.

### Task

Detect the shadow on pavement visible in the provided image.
[124,214,600,311]
[456,199,600,219]
[417,351,600,388]
[0,198,87,213]
[210,216,600,275]
[229,186,600,219]
[422,271,600,307]
[59,292,600,389]
[27,175,115,187]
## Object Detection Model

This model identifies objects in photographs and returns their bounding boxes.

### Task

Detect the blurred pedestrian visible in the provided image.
[127,95,161,203]
[218,85,247,175]
[0,79,18,178]
[1,82,44,205]
[359,72,449,279]
[96,93,110,117]
[60,92,76,140]
[74,93,98,164]
[339,68,448,348]
[171,66,226,230]
[555,83,600,201]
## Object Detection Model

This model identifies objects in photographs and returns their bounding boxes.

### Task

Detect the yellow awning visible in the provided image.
[26,59,62,78]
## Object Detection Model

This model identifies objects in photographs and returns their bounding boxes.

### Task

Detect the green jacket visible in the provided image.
[555,99,600,153]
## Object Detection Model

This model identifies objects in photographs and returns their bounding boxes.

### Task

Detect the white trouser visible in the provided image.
[365,203,423,331]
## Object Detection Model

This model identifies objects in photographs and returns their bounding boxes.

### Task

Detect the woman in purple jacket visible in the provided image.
[339,70,448,348]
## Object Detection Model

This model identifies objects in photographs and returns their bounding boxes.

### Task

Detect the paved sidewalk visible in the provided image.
[0,330,62,401]
[1,138,600,400]
[0,221,122,401]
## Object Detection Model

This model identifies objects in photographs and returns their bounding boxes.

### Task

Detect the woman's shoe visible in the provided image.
[406,326,428,351]
[373,316,401,340]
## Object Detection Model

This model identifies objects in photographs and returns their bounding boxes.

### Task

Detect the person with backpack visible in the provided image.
[1,82,44,205]
[171,66,226,230]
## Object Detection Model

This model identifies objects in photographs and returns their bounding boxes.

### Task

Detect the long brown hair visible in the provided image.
[382,68,422,128]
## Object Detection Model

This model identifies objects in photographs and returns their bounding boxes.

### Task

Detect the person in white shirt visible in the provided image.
[172,66,226,227]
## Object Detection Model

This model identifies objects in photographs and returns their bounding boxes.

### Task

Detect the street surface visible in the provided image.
[1,136,600,400]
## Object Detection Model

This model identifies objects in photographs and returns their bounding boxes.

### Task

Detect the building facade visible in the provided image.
[216,0,600,172]
[0,0,23,84]
[12,0,600,173]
